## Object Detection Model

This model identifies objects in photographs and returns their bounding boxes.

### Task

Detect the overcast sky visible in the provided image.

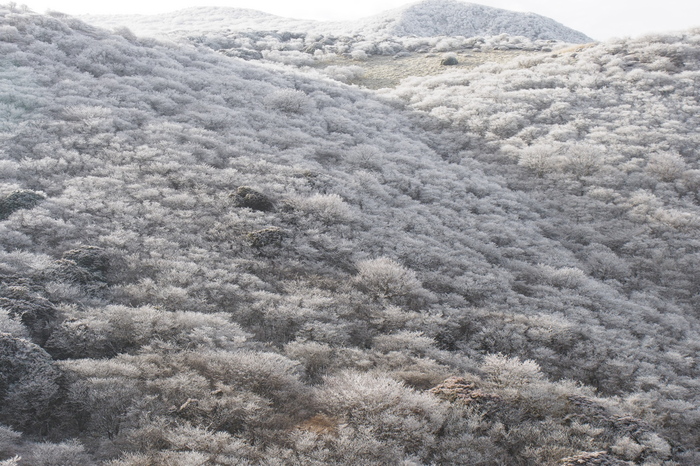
[20,0,700,41]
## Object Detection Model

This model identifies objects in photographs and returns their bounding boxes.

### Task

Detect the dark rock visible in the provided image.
[231,186,275,212]
[62,246,109,279]
[247,227,286,248]
[52,246,110,289]
[221,48,263,60]
[429,376,502,406]
[566,395,651,439]
[441,56,459,66]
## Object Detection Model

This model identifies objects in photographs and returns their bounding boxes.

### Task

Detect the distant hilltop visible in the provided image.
[81,0,593,43]
[363,0,593,42]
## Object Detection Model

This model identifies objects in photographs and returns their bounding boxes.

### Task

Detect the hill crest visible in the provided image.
[373,0,593,42]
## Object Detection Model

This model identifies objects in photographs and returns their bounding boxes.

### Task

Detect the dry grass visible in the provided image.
[313,49,540,89]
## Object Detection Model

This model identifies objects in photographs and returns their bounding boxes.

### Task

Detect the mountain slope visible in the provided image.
[0,7,696,465]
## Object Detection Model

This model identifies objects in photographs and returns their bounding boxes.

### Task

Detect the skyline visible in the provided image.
[16,0,700,42]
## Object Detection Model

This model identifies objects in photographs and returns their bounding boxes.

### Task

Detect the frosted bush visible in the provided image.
[434,38,457,52]
[45,306,249,358]
[538,265,587,288]
[517,145,557,177]
[611,436,645,461]
[0,425,21,458]
[323,65,365,83]
[290,193,354,223]
[264,89,312,113]
[481,354,543,387]
[23,440,91,466]
[582,246,631,281]
[645,152,686,182]
[373,331,435,355]
[0,26,19,42]
[0,308,27,338]
[587,187,619,202]
[354,257,423,300]
[346,144,383,170]
[350,49,368,61]
[261,50,315,67]
[318,370,447,457]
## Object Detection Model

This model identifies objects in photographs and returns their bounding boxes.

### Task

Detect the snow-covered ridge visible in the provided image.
[80,0,592,43]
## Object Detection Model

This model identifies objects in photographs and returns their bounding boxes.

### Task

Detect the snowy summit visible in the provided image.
[81,0,592,43]
[362,0,593,42]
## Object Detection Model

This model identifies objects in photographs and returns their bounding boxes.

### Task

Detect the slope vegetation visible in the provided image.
[0,6,697,465]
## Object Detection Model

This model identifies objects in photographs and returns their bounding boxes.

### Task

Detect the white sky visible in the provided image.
[18,0,700,41]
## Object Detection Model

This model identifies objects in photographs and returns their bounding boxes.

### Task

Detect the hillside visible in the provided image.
[0,5,698,466]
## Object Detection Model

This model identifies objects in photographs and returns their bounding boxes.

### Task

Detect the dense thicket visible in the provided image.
[0,5,697,465]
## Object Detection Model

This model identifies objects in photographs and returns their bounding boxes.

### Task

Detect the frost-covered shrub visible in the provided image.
[284,340,335,382]
[317,371,447,458]
[373,331,435,355]
[21,440,91,466]
[581,244,631,281]
[322,65,365,83]
[0,286,56,345]
[538,264,588,289]
[264,89,311,113]
[261,50,315,66]
[345,144,384,170]
[0,309,26,339]
[350,49,368,61]
[0,190,45,221]
[645,152,687,182]
[517,145,557,177]
[561,144,603,179]
[45,306,248,358]
[287,193,353,223]
[354,257,423,301]
[0,25,21,43]
[178,350,307,410]
[481,353,543,388]
[0,424,21,459]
